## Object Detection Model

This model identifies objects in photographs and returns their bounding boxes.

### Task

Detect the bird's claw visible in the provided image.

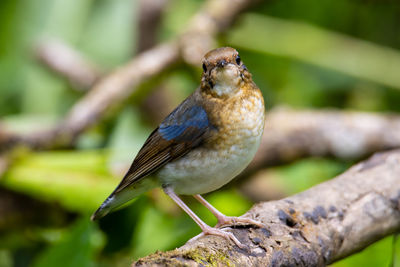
[188,225,245,249]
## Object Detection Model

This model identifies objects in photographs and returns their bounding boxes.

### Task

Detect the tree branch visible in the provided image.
[136,0,168,53]
[248,107,400,172]
[0,0,256,152]
[133,149,400,266]
[35,40,102,90]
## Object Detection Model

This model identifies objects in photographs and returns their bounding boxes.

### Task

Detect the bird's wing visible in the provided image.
[113,102,212,194]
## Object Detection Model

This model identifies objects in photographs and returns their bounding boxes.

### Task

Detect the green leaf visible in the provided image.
[33,218,104,267]
[131,206,178,259]
[228,14,400,90]
[107,107,150,177]
[206,189,252,217]
[331,235,395,267]
[1,150,118,214]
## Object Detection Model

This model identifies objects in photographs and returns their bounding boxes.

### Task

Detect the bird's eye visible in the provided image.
[202,63,207,72]
[235,55,241,65]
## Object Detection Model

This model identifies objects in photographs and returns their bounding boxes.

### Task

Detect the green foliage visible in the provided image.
[2,150,117,214]
[331,235,397,267]
[33,218,104,267]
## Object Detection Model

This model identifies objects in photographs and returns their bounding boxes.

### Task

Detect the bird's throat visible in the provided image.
[212,67,241,97]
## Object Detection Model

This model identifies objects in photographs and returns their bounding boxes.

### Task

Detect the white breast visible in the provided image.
[157,92,265,195]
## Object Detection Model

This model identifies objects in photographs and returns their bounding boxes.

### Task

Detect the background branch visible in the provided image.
[137,0,168,53]
[0,0,257,152]
[35,40,102,90]
[133,149,400,266]
[247,107,400,173]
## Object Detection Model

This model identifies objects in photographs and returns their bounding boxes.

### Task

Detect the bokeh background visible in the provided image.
[1,0,400,266]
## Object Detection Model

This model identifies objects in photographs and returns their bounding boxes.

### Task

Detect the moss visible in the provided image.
[133,247,234,266]
[133,249,189,266]
[184,247,234,267]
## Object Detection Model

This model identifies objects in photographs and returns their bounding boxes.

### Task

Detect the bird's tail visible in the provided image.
[91,193,117,221]
[91,177,159,221]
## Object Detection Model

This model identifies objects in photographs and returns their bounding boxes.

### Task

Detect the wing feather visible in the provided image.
[113,103,212,194]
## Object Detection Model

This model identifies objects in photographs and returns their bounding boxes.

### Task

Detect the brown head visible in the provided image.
[201,47,252,97]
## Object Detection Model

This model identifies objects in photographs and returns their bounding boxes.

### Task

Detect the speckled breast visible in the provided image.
[157,87,265,195]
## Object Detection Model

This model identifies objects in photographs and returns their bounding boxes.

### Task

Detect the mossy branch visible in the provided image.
[133,149,400,266]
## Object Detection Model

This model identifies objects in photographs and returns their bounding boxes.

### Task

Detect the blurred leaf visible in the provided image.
[282,159,346,193]
[43,0,94,43]
[2,114,58,134]
[163,71,198,105]
[21,0,94,115]
[22,64,67,115]
[275,158,348,195]
[0,250,12,267]
[228,14,400,90]
[206,189,252,217]
[392,234,400,267]
[131,197,201,259]
[107,107,151,176]
[2,150,118,213]
[331,235,394,267]
[33,218,104,267]
[131,206,178,259]
[160,0,202,40]
[346,83,386,111]
[79,0,136,67]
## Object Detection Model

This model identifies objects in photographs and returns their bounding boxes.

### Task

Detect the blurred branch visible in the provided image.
[229,14,400,89]
[137,0,173,123]
[0,155,10,178]
[35,40,102,90]
[0,0,256,151]
[133,149,400,266]
[137,0,168,53]
[247,107,400,173]
[0,188,71,230]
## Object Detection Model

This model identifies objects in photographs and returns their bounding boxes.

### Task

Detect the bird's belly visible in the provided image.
[157,130,263,195]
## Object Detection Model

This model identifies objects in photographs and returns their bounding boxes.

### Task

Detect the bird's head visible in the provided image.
[201,47,252,98]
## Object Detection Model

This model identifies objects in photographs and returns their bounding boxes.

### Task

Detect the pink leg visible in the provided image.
[193,194,264,228]
[163,187,244,248]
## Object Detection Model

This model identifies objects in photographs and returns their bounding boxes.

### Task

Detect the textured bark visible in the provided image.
[133,149,400,266]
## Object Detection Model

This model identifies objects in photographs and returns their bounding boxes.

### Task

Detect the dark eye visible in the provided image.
[235,55,241,65]
[202,63,207,72]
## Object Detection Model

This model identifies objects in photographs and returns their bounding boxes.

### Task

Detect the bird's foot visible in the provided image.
[216,216,265,229]
[189,225,245,249]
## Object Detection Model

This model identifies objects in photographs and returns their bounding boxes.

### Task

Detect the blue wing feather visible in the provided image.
[91,94,213,220]
[159,105,209,141]
[114,102,212,194]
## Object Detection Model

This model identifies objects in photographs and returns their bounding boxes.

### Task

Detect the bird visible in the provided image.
[91,47,266,247]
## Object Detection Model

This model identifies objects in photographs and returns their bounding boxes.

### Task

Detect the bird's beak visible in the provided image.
[217,60,227,68]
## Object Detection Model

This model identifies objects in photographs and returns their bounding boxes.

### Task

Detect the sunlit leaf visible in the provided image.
[1,150,118,214]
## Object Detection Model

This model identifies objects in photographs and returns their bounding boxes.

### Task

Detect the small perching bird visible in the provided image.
[92,47,265,247]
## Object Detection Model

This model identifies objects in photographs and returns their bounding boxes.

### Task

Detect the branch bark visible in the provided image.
[133,149,400,266]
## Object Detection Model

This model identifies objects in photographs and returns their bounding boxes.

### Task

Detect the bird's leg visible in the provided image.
[163,187,244,248]
[193,194,264,228]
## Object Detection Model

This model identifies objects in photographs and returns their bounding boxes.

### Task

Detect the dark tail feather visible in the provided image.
[91,193,116,221]
[91,178,159,221]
